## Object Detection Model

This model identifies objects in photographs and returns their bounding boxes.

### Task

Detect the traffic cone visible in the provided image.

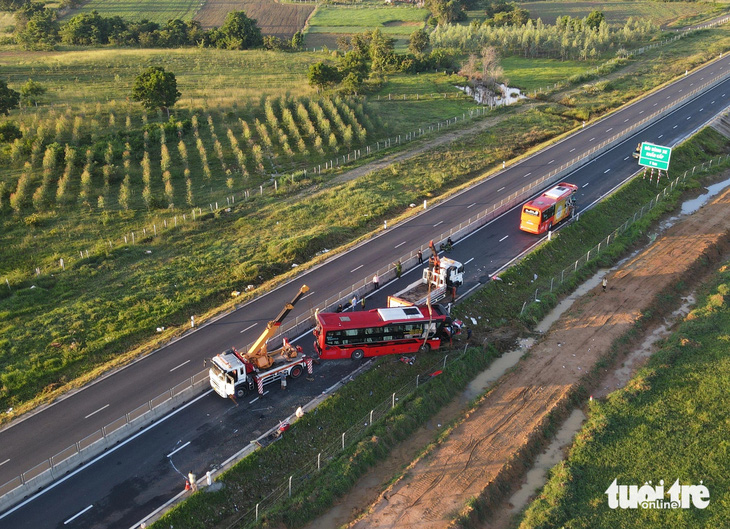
[185,480,191,491]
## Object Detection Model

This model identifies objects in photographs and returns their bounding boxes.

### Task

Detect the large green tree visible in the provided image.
[131,66,181,116]
[213,11,262,50]
[0,81,20,115]
[307,62,341,92]
[16,8,59,50]
[408,28,430,56]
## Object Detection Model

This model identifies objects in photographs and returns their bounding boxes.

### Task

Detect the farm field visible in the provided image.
[303,5,429,50]
[63,0,201,23]
[518,1,725,27]
[194,0,314,36]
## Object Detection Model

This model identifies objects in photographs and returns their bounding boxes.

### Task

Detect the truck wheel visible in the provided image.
[236,387,248,398]
[351,349,365,361]
[289,365,304,379]
[418,344,431,354]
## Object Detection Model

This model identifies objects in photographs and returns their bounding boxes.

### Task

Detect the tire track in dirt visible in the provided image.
[348,181,730,529]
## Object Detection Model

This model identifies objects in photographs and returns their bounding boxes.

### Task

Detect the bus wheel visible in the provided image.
[236,386,248,398]
[418,344,431,354]
[351,349,365,361]
[289,365,304,379]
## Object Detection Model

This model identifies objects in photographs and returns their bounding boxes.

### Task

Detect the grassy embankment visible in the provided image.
[1,20,727,415]
[150,120,730,529]
[518,255,730,529]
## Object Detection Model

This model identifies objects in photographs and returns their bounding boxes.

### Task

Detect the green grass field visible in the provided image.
[304,4,429,49]
[518,258,730,528]
[518,1,725,28]
[62,0,201,23]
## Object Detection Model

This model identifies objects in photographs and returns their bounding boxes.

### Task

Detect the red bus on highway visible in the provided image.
[313,305,456,360]
[519,182,578,234]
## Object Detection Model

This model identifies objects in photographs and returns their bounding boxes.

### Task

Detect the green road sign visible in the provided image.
[638,142,672,171]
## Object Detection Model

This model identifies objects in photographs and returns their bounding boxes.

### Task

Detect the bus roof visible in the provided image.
[524,183,577,210]
[318,305,446,328]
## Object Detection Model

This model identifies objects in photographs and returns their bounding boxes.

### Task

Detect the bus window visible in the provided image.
[523,207,540,216]
[542,205,555,222]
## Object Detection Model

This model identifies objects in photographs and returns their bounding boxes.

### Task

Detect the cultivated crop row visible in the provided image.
[1,96,378,215]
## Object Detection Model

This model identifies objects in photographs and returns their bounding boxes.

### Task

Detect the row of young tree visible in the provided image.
[0,95,380,213]
[13,5,300,51]
[431,16,658,60]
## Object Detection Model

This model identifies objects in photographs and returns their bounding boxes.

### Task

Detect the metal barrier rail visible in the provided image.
[2,56,729,509]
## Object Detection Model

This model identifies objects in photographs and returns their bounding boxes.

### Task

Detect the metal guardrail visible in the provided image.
[2,55,729,509]
[520,154,730,317]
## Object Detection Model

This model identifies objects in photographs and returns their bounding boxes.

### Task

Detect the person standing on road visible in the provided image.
[336,304,343,313]
[361,297,366,310]
[395,261,402,279]
[351,294,358,310]
[602,277,608,292]
[417,249,424,264]
[373,274,379,290]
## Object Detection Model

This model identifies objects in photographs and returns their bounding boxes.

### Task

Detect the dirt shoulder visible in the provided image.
[344,182,730,529]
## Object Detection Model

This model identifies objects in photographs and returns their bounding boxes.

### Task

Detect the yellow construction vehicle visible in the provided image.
[209,285,313,399]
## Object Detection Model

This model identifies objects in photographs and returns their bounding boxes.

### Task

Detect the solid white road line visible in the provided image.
[64,505,93,525]
[84,404,110,420]
[0,459,10,467]
[350,264,363,273]
[248,390,270,404]
[464,257,474,265]
[166,441,191,459]
[394,241,406,248]
[302,291,314,299]
[0,390,215,520]
[499,235,509,242]
[240,322,258,334]
[169,360,190,373]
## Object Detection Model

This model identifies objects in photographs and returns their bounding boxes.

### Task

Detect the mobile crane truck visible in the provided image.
[209,285,313,399]
[388,241,464,307]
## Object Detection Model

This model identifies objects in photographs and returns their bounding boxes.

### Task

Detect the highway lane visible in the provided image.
[1,53,729,490]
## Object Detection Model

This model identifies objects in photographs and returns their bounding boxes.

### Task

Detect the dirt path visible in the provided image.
[342,182,730,529]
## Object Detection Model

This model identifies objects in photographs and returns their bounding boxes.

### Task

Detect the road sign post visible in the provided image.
[638,143,672,171]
